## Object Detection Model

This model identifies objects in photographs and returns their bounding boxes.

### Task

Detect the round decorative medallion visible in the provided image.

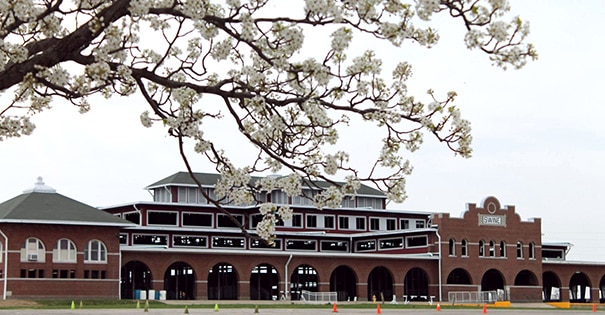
[487,202,497,214]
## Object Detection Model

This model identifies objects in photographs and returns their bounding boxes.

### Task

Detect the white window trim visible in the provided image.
[250,238,283,250]
[405,235,428,249]
[285,238,318,251]
[378,237,404,251]
[53,238,77,263]
[132,233,169,246]
[172,235,208,248]
[182,211,214,228]
[211,236,246,249]
[84,240,107,264]
[320,240,349,253]
[354,239,377,252]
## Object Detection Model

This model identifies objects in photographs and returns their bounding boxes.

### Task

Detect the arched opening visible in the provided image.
[570,272,591,303]
[514,270,539,286]
[367,266,393,302]
[447,268,472,285]
[481,269,505,292]
[448,239,455,256]
[208,263,239,300]
[599,275,605,303]
[250,263,279,300]
[330,265,357,301]
[121,260,152,299]
[543,271,561,302]
[290,264,319,301]
[164,261,195,300]
[404,267,429,301]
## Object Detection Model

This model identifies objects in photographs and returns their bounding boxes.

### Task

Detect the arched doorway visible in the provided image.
[447,268,472,285]
[121,260,152,299]
[250,263,279,300]
[208,263,239,300]
[290,264,319,301]
[481,269,505,292]
[330,265,357,301]
[543,271,561,302]
[367,266,393,302]
[514,270,539,286]
[570,272,591,303]
[164,261,195,300]
[599,275,605,303]
[404,267,429,301]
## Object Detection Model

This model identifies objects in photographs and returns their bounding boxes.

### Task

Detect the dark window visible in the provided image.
[91,270,99,279]
[479,240,485,256]
[321,241,348,252]
[70,270,76,278]
[217,214,244,228]
[286,240,317,251]
[60,270,68,278]
[148,211,177,225]
[173,236,207,247]
[84,270,89,278]
[370,218,380,230]
[183,213,213,227]
[415,220,425,228]
[250,214,263,229]
[307,215,317,228]
[324,216,335,229]
[250,239,282,249]
[212,237,245,248]
[292,214,303,227]
[542,249,564,259]
[461,239,468,256]
[355,217,365,230]
[406,236,428,248]
[124,212,140,224]
[28,269,36,278]
[119,234,128,245]
[133,234,168,245]
[386,219,396,230]
[379,238,403,249]
[401,219,410,229]
[338,216,349,229]
[355,240,376,252]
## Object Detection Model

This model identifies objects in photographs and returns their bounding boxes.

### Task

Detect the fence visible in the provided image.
[448,290,507,304]
[300,290,338,303]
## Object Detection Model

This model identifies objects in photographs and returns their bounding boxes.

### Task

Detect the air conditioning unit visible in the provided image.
[27,254,38,261]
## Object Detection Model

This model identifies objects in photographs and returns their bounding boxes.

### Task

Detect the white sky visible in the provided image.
[1,1,604,261]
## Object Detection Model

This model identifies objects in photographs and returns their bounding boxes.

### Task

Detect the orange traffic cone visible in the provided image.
[482,303,487,314]
[332,303,338,313]
[376,304,381,314]
[436,303,441,311]
[593,304,597,312]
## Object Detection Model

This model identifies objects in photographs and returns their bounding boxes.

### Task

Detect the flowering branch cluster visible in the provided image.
[0,0,536,241]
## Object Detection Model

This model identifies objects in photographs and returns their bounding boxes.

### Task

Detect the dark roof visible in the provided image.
[0,192,133,226]
[147,172,386,197]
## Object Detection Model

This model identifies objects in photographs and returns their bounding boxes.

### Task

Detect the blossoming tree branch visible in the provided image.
[0,0,536,241]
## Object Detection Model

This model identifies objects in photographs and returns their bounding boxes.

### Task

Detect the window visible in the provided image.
[499,241,506,257]
[153,188,171,202]
[379,238,403,250]
[21,237,45,262]
[178,187,203,204]
[529,242,536,259]
[478,240,485,257]
[251,239,282,250]
[217,214,244,228]
[84,240,107,263]
[286,239,317,251]
[173,236,207,247]
[516,241,523,259]
[182,213,213,227]
[147,211,178,225]
[338,216,349,230]
[489,240,495,257]
[307,215,317,228]
[401,219,410,229]
[21,269,44,278]
[321,241,349,252]
[370,218,380,231]
[212,237,245,248]
[53,239,76,263]
[355,217,366,230]
[340,196,355,208]
[449,239,456,256]
[406,235,428,248]
[355,240,376,252]
[292,214,303,228]
[119,234,128,245]
[357,197,383,209]
[271,191,289,204]
[133,234,168,245]
[386,219,396,230]
[415,220,425,229]
[52,269,76,279]
[461,239,468,256]
[124,212,140,224]
[324,216,335,229]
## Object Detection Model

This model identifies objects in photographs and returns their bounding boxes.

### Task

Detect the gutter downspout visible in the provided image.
[0,229,8,300]
[284,254,293,300]
[434,226,442,302]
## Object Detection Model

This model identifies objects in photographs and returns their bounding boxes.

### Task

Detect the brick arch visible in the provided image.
[514,269,539,286]
[290,263,320,301]
[446,267,472,285]
[404,267,430,301]
[329,265,357,301]
[250,263,280,300]
[367,265,394,301]
[543,271,561,302]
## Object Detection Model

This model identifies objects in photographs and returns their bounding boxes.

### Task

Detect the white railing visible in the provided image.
[448,290,507,304]
[300,290,338,303]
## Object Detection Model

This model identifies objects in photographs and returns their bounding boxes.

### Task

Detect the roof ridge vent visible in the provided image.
[23,176,57,194]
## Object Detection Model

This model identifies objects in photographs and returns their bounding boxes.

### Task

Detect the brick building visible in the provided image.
[0,172,603,303]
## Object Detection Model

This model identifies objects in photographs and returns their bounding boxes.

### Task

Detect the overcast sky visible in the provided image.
[1,1,604,262]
